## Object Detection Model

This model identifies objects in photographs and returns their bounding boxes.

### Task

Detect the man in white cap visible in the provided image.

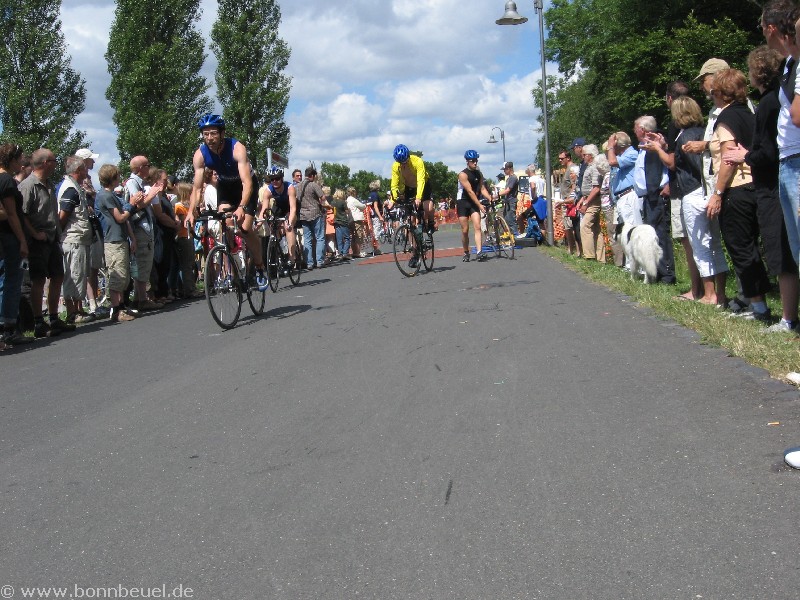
[74,147,106,316]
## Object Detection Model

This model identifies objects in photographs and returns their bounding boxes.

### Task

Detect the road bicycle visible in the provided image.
[392,201,434,277]
[263,214,301,292]
[482,199,515,259]
[194,211,267,329]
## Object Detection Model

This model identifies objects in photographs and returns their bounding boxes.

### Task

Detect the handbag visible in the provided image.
[565,202,578,218]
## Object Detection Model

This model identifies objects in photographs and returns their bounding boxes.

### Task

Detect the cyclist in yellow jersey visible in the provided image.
[389,144,436,234]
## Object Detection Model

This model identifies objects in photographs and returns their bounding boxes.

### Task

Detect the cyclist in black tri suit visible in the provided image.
[457,149,491,262]
[186,114,267,289]
[258,166,298,263]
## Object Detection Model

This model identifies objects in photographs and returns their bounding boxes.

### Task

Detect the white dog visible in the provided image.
[616,222,663,283]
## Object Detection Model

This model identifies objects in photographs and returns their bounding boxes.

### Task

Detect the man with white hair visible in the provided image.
[58,155,94,324]
[75,147,106,317]
[635,115,676,284]
[575,144,603,260]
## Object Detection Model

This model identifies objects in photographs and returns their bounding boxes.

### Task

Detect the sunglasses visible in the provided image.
[269,176,282,182]
[467,158,478,163]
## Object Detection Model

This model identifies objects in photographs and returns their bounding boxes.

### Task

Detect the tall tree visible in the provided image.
[0,0,88,158]
[106,0,211,177]
[534,0,762,165]
[211,0,292,174]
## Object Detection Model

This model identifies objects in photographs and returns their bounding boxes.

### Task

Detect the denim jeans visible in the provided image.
[504,198,518,234]
[335,224,351,256]
[300,215,325,266]
[0,231,23,326]
[778,156,800,264]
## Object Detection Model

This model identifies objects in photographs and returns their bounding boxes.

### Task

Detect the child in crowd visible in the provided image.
[94,164,136,322]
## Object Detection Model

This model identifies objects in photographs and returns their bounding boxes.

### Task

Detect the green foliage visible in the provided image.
[425,161,459,200]
[349,170,382,197]
[211,0,292,175]
[106,0,211,178]
[0,0,88,165]
[320,162,351,194]
[535,0,762,165]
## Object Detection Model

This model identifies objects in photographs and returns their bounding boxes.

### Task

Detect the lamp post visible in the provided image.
[496,0,554,246]
[487,127,506,164]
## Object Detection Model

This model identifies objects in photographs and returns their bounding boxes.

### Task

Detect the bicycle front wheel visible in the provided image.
[421,231,434,271]
[205,246,242,329]
[245,251,266,316]
[287,239,301,285]
[494,216,515,259]
[393,224,420,277]
[266,237,280,293]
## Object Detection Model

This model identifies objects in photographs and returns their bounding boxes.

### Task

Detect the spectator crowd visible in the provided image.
[539,0,800,336]
[2,0,800,349]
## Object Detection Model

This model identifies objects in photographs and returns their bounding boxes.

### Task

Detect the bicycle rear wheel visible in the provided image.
[393,223,421,277]
[205,246,242,329]
[266,237,280,292]
[421,231,434,271]
[245,250,266,315]
[494,216,515,259]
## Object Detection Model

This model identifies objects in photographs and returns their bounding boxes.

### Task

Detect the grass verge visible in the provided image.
[540,243,800,383]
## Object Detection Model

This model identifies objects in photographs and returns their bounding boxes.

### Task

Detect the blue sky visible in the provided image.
[60,0,551,180]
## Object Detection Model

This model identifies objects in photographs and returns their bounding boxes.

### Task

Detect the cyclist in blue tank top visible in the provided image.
[258,166,298,264]
[186,113,267,287]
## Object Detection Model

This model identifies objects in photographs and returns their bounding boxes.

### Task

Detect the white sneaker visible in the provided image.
[764,318,797,333]
[728,308,771,322]
[784,447,800,469]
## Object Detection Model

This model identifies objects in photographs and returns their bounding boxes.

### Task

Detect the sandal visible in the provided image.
[673,292,696,302]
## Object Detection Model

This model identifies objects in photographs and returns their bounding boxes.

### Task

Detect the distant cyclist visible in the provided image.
[389,144,435,234]
[187,113,267,290]
[457,150,491,262]
[258,166,298,264]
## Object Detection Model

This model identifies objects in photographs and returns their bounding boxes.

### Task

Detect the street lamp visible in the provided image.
[487,127,506,164]
[496,0,554,246]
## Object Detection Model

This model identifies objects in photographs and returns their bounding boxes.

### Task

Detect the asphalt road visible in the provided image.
[2,230,800,599]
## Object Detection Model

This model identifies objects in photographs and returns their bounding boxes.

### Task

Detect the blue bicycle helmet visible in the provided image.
[267,165,284,179]
[197,113,226,130]
[464,149,479,161]
[393,144,410,163]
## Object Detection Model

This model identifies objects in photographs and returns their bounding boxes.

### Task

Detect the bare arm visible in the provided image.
[187,149,206,229]
[2,196,28,257]
[791,94,800,128]
[288,185,297,227]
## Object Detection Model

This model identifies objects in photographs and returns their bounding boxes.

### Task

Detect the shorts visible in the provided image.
[456,199,480,218]
[671,197,686,238]
[217,177,259,216]
[61,242,89,300]
[104,241,130,292]
[562,214,578,230]
[28,237,65,280]
[90,238,104,269]
[132,229,154,283]
[402,181,433,202]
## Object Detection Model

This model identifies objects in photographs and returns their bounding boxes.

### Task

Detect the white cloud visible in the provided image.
[56,0,547,180]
